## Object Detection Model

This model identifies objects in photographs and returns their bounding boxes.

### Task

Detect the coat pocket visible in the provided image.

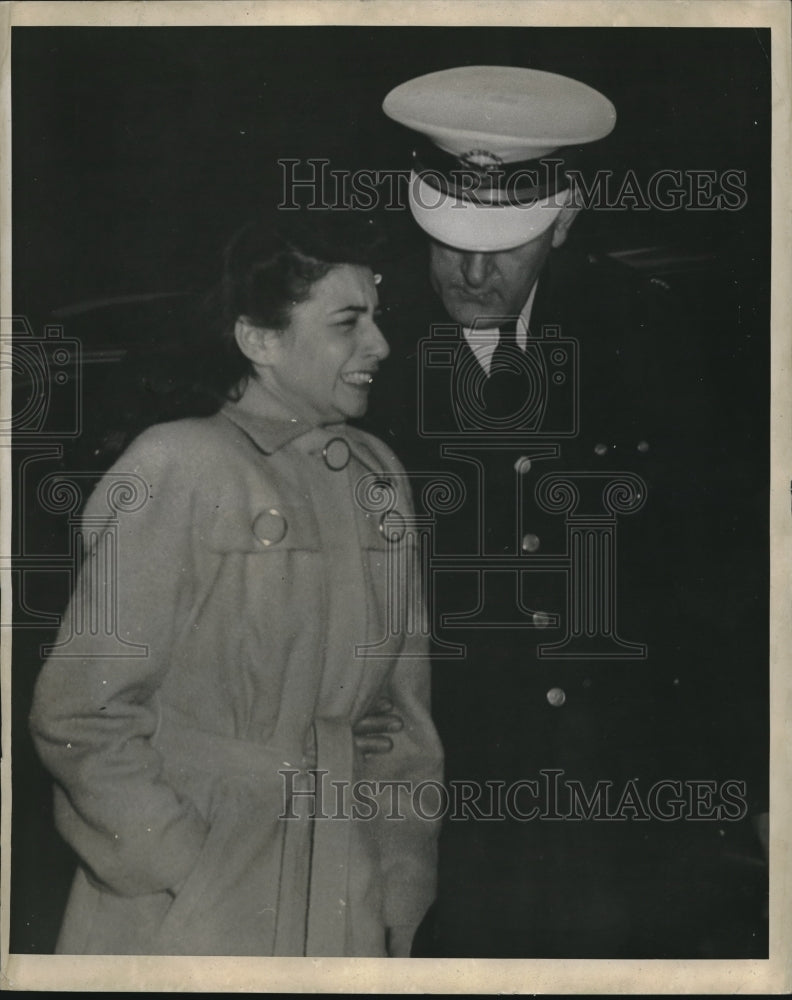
[154,777,286,955]
[205,500,321,554]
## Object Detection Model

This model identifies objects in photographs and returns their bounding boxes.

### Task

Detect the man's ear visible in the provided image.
[234,316,278,366]
[550,201,582,249]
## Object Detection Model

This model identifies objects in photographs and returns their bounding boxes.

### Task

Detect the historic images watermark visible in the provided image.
[279,768,749,822]
[2,316,93,645]
[278,158,749,212]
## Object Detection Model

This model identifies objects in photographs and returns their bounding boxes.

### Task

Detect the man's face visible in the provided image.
[428,228,555,327]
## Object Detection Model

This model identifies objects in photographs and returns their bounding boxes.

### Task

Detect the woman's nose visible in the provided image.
[365,320,390,360]
[461,252,489,288]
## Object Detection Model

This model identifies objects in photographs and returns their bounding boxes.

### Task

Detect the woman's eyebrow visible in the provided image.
[329,303,369,315]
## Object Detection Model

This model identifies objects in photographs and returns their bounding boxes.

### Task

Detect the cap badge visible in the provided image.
[458,149,503,173]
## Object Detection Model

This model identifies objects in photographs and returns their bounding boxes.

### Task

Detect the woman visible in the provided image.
[29,213,443,957]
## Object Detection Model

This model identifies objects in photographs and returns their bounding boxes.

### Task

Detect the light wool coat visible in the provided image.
[30,395,443,956]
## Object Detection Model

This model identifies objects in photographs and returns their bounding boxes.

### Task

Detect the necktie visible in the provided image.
[484,320,526,419]
[489,319,519,376]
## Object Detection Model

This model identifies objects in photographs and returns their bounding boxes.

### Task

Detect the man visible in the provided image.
[363,66,768,958]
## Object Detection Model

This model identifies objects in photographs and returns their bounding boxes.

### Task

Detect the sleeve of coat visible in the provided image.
[370,646,444,937]
[357,446,444,936]
[29,424,210,897]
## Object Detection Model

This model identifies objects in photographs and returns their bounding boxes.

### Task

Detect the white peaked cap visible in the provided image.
[383,66,617,251]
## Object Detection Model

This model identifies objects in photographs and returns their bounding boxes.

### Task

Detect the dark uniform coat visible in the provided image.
[364,243,768,958]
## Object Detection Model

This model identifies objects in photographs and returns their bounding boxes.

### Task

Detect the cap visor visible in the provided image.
[408,172,567,252]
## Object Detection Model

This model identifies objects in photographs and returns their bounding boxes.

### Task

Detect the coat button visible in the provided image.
[514,456,532,475]
[521,533,541,553]
[323,437,350,470]
[253,508,287,546]
[532,610,552,628]
[379,510,406,542]
[594,442,608,456]
[546,687,566,707]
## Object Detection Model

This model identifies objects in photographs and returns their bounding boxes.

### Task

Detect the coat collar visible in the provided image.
[218,385,349,457]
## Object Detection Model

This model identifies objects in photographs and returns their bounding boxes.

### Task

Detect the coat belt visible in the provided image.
[153,703,354,955]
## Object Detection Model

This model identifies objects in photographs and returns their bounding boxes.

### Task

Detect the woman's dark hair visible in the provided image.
[76,210,390,471]
[192,209,389,404]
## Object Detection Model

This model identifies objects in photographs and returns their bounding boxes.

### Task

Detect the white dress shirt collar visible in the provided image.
[461,280,540,376]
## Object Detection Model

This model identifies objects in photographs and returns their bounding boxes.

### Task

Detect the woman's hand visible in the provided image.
[353,697,403,755]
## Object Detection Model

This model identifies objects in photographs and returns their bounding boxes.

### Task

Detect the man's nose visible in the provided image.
[460,252,490,288]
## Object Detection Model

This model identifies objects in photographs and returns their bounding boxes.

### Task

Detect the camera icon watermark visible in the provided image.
[1,315,83,439]
[418,319,578,439]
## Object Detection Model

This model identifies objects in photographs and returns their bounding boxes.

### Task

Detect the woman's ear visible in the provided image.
[234,316,278,366]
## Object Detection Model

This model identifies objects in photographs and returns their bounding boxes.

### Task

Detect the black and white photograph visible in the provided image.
[2,1,790,993]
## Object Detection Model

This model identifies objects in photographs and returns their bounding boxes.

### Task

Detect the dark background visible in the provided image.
[10,26,770,953]
[13,26,770,314]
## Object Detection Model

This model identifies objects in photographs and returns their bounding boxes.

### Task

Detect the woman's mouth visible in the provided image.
[341,371,375,386]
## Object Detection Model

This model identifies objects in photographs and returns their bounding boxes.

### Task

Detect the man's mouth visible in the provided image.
[452,287,495,302]
[341,370,376,386]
